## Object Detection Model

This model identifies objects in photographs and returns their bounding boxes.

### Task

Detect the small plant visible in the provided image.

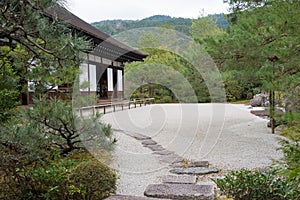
[68,159,117,200]
[212,168,299,200]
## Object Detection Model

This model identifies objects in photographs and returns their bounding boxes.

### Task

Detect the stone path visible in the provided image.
[106,130,218,200]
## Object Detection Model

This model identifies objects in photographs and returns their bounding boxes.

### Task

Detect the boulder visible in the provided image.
[250,93,268,107]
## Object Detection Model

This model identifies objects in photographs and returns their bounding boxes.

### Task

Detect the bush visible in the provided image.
[0,154,117,200]
[0,97,116,199]
[24,157,79,200]
[277,139,300,183]
[0,156,78,200]
[212,168,300,200]
[68,159,117,200]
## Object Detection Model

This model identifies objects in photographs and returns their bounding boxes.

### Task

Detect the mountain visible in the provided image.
[91,14,228,36]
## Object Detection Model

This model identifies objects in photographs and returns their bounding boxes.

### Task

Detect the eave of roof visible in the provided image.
[44,5,148,62]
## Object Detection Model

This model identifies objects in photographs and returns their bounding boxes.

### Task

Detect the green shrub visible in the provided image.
[0,156,77,200]
[213,168,300,200]
[68,159,117,200]
[0,154,117,200]
[24,157,79,200]
[277,139,300,183]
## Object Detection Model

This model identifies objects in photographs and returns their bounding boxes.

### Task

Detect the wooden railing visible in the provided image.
[77,98,155,117]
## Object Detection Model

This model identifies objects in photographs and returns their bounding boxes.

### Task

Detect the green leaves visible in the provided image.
[213,167,300,199]
[190,13,225,41]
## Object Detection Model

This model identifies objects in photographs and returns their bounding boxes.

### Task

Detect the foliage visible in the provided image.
[0,1,117,200]
[24,97,115,155]
[0,0,90,114]
[0,153,117,200]
[125,47,209,103]
[0,98,115,199]
[191,12,225,41]
[201,0,300,104]
[68,159,117,200]
[213,168,300,200]
[92,14,228,36]
[22,157,78,200]
[277,139,300,182]
[0,89,20,122]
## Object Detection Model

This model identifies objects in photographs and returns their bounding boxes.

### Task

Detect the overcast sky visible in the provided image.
[67,0,229,23]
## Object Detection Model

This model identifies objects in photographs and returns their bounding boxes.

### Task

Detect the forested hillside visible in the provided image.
[92,14,228,36]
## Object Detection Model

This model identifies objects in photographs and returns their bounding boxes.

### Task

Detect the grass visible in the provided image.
[229,99,250,105]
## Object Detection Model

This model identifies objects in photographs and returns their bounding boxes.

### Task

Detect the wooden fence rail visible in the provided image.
[77,98,155,117]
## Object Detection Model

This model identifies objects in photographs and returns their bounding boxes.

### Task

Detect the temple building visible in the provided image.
[26,6,147,104]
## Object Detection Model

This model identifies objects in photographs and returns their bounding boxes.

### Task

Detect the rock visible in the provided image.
[141,139,157,146]
[144,183,215,200]
[250,109,268,117]
[189,161,209,168]
[146,144,165,151]
[170,161,209,168]
[125,132,151,140]
[250,93,268,107]
[170,167,219,175]
[159,155,184,164]
[153,150,174,155]
[162,175,197,184]
[105,195,163,200]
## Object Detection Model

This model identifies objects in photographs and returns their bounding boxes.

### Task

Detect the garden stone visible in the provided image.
[144,183,215,200]
[105,195,165,200]
[124,132,151,140]
[146,144,165,151]
[152,150,174,155]
[141,139,157,146]
[189,161,209,168]
[162,175,197,184]
[170,167,219,175]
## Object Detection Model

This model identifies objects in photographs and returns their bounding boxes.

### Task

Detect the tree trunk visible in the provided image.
[269,90,275,134]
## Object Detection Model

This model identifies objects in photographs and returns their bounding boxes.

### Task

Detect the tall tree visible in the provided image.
[190,11,225,41]
[0,0,90,109]
[211,0,300,132]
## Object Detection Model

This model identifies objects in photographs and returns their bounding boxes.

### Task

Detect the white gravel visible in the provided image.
[101,103,283,196]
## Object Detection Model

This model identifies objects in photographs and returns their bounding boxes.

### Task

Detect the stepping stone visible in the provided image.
[189,161,209,168]
[124,132,151,140]
[144,183,215,200]
[141,139,157,146]
[153,150,174,155]
[105,195,165,200]
[170,161,209,168]
[159,155,184,164]
[162,175,197,184]
[170,167,219,175]
[146,144,165,151]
